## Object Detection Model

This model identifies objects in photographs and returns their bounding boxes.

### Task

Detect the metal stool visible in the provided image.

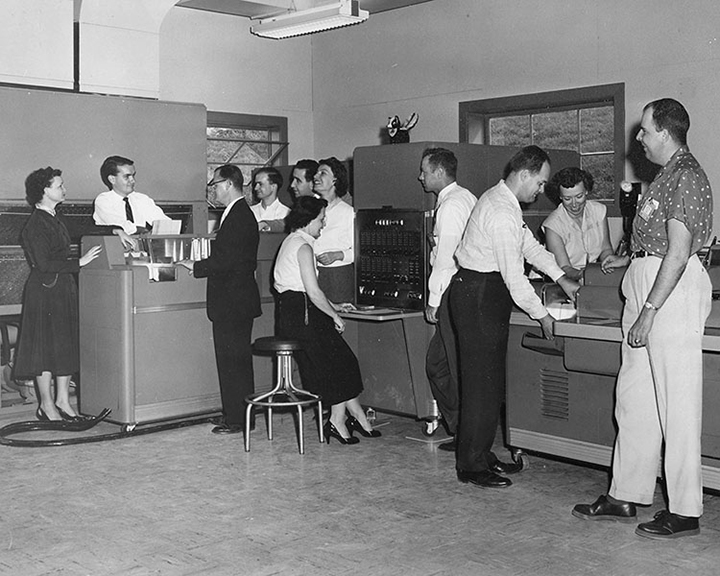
[245,337,324,454]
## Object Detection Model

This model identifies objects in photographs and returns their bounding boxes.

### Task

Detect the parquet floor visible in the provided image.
[1,411,719,576]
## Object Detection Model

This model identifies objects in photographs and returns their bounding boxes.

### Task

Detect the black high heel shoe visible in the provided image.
[36,407,50,421]
[55,406,86,422]
[346,415,381,438]
[324,421,359,445]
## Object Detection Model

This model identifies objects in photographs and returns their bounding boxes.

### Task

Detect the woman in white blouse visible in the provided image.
[542,167,614,281]
[312,157,355,303]
[274,196,380,444]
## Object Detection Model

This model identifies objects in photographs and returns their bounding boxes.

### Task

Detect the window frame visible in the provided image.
[459,83,625,215]
[206,111,289,181]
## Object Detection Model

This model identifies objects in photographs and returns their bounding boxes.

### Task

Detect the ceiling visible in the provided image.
[175,0,435,19]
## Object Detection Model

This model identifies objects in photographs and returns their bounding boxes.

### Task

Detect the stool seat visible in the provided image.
[252,337,303,353]
[245,336,323,454]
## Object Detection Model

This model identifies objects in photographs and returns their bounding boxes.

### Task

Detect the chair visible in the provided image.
[245,337,324,454]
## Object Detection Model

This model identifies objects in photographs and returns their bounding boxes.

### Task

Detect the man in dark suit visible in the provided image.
[178,164,261,434]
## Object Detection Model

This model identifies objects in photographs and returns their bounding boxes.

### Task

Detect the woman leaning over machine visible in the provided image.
[541,167,614,281]
[274,196,380,445]
[13,167,101,421]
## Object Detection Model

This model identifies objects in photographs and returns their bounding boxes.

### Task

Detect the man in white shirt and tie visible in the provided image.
[93,155,170,248]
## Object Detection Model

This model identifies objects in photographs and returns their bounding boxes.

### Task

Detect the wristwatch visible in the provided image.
[643,301,659,311]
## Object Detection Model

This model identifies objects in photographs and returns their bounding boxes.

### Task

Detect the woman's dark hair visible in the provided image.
[25,166,62,206]
[285,196,328,232]
[547,166,594,204]
[317,157,349,197]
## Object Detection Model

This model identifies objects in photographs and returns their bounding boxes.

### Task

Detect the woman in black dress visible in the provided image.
[13,167,101,421]
[274,196,379,444]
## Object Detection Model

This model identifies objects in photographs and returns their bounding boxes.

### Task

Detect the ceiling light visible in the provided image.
[250,0,369,40]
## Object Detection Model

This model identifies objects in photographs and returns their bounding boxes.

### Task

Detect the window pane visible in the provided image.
[489,115,530,146]
[532,110,577,150]
[581,154,614,201]
[580,106,614,153]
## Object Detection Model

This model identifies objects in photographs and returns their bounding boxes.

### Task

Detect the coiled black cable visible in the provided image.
[0,409,218,447]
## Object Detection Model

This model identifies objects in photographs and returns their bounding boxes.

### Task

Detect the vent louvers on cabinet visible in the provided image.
[539,369,570,420]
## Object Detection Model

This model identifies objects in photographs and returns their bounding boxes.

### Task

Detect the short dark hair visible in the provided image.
[285,195,328,233]
[293,159,319,183]
[214,164,244,190]
[645,98,690,145]
[505,145,551,178]
[317,157,349,197]
[256,167,283,189]
[26,167,62,206]
[547,167,594,204]
[421,147,458,180]
[100,155,134,190]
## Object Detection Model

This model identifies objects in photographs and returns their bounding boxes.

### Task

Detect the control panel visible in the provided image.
[356,208,428,310]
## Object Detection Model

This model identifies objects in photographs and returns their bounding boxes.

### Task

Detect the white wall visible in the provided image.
[0,0,74,89]
[159,6,315,163]
[309,0,720,230]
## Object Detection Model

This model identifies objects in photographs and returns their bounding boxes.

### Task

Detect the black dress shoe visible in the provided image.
[212,424,243,435]
[572,495,636,522]
[457,469,512,488]
[635,510,700,539]
[489,458,524,475]
[438,438,456,452]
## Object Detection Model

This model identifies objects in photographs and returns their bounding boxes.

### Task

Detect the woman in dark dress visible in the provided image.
[274,196,379,444]
[13,167,101,421]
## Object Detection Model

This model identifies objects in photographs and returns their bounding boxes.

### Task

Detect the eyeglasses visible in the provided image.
[207,178,227,187]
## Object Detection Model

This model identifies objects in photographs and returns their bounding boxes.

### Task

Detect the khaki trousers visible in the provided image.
[609,255,711,517]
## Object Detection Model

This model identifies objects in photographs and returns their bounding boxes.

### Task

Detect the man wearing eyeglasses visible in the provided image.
[178,164,261,435]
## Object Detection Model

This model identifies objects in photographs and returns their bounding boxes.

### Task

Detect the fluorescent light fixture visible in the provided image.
[251,0,369,40]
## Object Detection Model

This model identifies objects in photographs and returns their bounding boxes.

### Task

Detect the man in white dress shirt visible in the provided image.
[93,155,170,248]
[418,148,477,450]
[251,167,290,232]
[450,145,579,489]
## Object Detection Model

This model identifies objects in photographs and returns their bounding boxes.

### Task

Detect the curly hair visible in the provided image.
[285,196,328,233]
[547,167,594,204]
[317,157,349,197]
[25,167,62,206]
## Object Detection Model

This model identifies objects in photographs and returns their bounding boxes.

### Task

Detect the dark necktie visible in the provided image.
[123,197,135,223]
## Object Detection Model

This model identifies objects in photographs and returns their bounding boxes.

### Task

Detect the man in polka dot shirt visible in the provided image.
[573,99,713,540]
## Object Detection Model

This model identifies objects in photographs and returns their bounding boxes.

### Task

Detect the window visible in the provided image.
[206,111,288,200]
[459,84,624,212]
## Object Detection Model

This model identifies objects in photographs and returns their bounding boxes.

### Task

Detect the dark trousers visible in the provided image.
[212,316,255,426]
[425,288,460,434]
[449,269,513,472]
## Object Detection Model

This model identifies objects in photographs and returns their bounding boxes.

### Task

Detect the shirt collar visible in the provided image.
[220,197,243,226]
[437,181,457,203]
[497,179,521,209]
[657,145,689,178]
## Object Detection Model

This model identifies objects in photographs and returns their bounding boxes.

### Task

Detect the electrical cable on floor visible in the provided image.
[0,409,219,447]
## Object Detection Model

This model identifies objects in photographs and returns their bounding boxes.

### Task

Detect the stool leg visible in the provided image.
[317,399,324,444]
[297,405,304,454]
[244,404,253,452]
